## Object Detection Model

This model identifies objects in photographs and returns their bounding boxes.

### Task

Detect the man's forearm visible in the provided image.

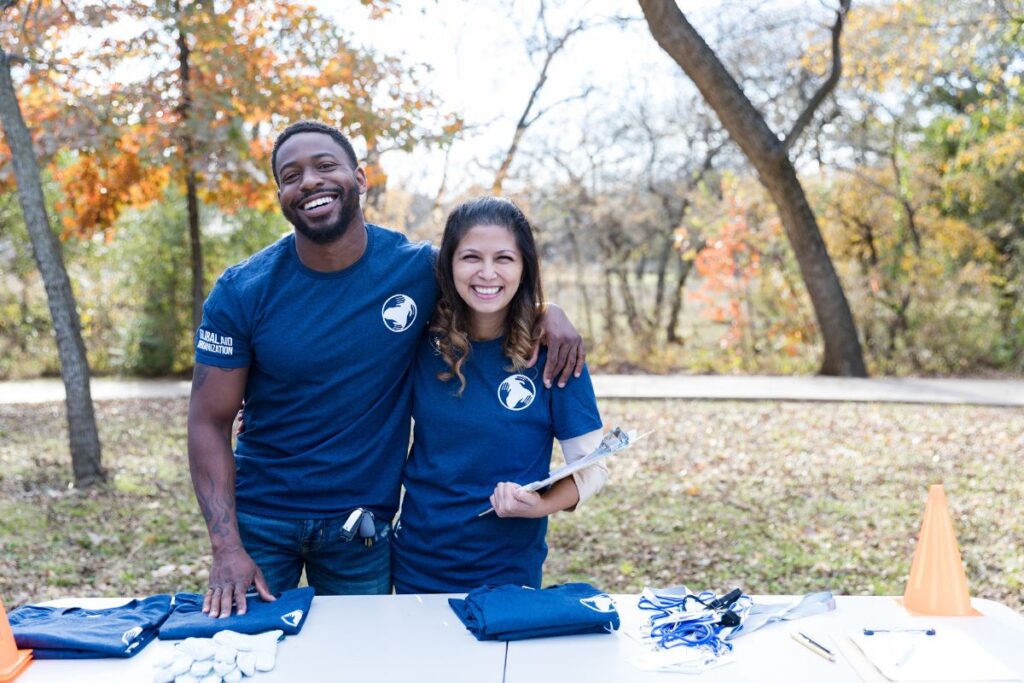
[188,420,243,553]
[186,363,265,616]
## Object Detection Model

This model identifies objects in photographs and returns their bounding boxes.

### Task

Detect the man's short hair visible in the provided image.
[271,121,359,185]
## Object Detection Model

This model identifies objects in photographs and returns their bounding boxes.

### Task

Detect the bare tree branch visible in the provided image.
[492,0,594,193]
[782,0,850,151]
[525,85,594,127]
[432,142,454,211]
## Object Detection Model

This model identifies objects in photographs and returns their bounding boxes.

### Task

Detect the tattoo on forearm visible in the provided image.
[195,470,237,541]
[190,431,238,544]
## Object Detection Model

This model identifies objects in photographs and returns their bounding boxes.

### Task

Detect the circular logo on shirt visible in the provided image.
[498,374,536,411]
[381,294,417,332]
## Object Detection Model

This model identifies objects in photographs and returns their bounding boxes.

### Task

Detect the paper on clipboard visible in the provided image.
[846,627,1018,682]
[478,427,645,516]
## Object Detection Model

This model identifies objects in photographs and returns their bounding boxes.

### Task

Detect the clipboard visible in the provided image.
[477,427,647,516]
[845,627,1018,682]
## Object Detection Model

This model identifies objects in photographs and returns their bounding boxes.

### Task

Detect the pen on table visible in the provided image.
[862,628,936,636]
[791,631,836,662]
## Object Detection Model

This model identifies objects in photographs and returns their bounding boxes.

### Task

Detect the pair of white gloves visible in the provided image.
[152,629,282,683]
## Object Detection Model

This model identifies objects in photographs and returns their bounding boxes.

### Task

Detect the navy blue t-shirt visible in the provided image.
[392,336,603,593]
[194,225,436,520]
[10,595,172,659]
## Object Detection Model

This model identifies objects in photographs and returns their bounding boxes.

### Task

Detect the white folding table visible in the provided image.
[13,594,1024,682]
[15,594,503,683]
[505,595,1024,682]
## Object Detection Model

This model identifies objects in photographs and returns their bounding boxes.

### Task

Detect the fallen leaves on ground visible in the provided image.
[1,398,1021,610]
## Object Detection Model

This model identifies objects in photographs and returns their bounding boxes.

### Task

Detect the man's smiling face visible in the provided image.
[274,132,366,245]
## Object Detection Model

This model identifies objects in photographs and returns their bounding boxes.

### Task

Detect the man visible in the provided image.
[188,121,584,618]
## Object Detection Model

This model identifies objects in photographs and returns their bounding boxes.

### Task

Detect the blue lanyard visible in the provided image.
[651,620,731,653]
[639,588,751,653]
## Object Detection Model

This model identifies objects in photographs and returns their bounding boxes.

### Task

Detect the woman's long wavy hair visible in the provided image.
[431,197,544,395]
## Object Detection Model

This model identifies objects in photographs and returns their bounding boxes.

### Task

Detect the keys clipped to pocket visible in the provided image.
[359,510,376,547]
[341,507,377,546]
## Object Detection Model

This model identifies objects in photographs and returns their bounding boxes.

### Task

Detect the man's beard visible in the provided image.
[283,188,360,245]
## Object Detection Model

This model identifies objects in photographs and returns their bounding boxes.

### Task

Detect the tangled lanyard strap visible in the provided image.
[638,588,752,654]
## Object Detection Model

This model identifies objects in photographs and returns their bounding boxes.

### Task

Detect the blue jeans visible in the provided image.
[236,510,391,596]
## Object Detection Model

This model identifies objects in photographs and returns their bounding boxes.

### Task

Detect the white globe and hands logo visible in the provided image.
[580,594,617,613]
[381,294,417,332]
[498,374,536,411]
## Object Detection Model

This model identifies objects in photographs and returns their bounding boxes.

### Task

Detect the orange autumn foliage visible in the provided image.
[690,192,761,346]
[0,0,457,240]
[52,135,167,240]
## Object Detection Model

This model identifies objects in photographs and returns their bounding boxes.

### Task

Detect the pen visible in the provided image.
[791,631,836,662]
[862,628,936,636]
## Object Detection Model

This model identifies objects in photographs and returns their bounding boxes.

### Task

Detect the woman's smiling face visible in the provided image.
[452,223,524,336]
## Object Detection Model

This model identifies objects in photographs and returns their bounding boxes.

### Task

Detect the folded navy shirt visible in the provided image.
[9,594,172,659]
[158,586,314,639]
[449,583,619,641]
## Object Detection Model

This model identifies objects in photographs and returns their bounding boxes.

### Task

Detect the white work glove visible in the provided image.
[152,629,283,683]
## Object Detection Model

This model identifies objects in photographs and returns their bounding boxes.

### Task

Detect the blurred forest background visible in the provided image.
[1,0,1021,382]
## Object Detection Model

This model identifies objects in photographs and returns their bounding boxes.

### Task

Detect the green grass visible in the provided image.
[1,398,1021,611]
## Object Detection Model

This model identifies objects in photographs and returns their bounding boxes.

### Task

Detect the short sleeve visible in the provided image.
[550,362,603,441]
[194,276,252,369]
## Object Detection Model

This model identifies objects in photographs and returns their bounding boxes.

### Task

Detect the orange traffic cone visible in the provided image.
[899,484,981,616]
[0,598,32,682]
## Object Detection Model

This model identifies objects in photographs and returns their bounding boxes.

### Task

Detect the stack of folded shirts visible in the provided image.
[449,583,619,641]
[8,594,172,659]
[158,587,313,639]
[7,586,314,660]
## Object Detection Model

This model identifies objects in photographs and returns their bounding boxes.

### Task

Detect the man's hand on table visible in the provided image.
[203,544,275,618]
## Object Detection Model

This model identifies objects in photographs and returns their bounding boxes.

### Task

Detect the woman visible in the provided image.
[392,197,608,594]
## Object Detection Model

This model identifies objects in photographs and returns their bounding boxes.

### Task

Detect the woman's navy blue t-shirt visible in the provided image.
[392,335,602,593]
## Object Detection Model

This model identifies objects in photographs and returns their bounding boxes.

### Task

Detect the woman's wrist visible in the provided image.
[537,481,579,517]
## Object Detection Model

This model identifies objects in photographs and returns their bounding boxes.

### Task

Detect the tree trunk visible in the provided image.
[638,0,867,376]
[761,163,866,375]
[666,255,695,344]
[493,123,529,195]
[17,277,30,352]
[177,3,204,333]
[364,140,386,213]
[186,165,202,332]
[566,229,595,342]
[615,264,643,331]
[0,50,104,486]
[602,266,617,340]
[652,232,675,327]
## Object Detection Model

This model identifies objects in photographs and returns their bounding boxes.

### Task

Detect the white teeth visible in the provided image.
[474,286,500,295]
[302,196,334,210]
